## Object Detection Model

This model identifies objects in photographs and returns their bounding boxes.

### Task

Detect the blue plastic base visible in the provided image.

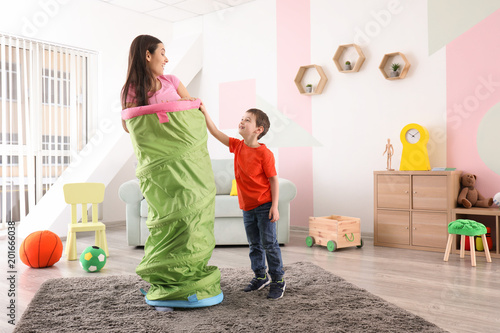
[145,292,224,308]
[154,306,174,312]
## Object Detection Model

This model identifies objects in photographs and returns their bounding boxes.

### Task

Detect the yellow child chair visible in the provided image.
[63,183,109,261]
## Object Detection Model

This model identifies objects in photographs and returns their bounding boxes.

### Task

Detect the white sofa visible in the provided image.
[118,159,297,246]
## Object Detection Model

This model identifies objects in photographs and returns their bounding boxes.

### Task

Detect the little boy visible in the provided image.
[200,104,286,300]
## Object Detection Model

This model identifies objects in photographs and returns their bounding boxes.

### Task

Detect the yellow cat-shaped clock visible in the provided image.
[399,123,430,171]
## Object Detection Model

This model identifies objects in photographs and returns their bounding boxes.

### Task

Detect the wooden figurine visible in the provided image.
[383,138,394,171]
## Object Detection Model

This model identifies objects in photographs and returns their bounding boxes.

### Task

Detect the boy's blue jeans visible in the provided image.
[242,202,284,282]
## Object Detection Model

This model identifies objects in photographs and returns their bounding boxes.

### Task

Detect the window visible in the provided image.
[0,34,98,227]
[42,69,70,106]
[41,135,71,151]
[0,63,18,101]
[0,155,19,166]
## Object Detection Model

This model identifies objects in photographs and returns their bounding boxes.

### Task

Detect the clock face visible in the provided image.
[405,128,420,144]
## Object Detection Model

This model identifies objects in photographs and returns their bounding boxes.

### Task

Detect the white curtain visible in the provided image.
[0,33,97,228]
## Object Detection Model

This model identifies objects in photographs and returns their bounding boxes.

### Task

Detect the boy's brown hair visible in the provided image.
[246,108,270,140]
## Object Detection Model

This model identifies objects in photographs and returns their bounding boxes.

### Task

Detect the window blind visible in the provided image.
[0,33,97,228]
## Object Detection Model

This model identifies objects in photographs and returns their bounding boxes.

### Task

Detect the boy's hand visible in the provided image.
[199,102,207,114]
[269,206,279,223]
[199,102,229,146]
[268,177,279,222]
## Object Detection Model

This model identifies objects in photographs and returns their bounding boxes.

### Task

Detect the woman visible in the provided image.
[121,34,192,133]
[121,34,223,310]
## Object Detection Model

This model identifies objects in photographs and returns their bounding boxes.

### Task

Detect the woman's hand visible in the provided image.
[178,97,197,101]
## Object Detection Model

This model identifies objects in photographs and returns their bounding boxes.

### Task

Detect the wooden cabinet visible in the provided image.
[412,176,448,210]
[412,211,449,248]
[376,210,409,245]
[377,175,410,209]
[374,171,461,252]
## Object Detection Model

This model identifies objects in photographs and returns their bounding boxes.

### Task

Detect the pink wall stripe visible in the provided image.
[219,79,257,130]
[446,9,500,198]
[276,0,312,227]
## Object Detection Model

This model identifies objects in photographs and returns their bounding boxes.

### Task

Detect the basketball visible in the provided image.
[20,230,63,268]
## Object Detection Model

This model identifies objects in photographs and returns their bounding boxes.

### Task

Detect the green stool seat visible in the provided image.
[444,219,492,267]
[448,219,487,236]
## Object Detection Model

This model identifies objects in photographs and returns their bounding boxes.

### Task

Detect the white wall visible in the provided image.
[0,0,175,224]
[311,0,446,233]
[191,0,446,234]
[2,0,448,234]
[189,0,278,160]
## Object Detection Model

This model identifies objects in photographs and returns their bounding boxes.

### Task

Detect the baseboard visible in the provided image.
[291,225,373,239]
[361,232,374,239]
[57,220,125,241]
[290,226,308,233]
[104,220,126,228]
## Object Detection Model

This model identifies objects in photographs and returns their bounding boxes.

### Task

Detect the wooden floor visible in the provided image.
[1,224,499,333]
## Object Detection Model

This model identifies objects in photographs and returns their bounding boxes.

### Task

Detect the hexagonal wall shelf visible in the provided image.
[294,64,328,95]
[379,52,411,80]
[333,44,366,73]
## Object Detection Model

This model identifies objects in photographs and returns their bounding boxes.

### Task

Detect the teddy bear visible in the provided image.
[457,173,493,208]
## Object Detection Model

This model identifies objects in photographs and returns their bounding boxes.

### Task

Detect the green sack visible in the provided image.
[123,100,222,307]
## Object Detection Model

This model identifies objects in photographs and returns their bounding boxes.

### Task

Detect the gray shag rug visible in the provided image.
[15,261,446,333]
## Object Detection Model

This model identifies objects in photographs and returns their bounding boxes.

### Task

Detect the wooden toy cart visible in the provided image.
[306,215,363,252]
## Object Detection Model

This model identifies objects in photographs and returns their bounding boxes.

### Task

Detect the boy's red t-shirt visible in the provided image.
[229,137,277,211]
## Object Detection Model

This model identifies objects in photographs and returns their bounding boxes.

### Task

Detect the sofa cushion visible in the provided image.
[215,195,242,218]
[230,179,238,196]
[140,199,148,218]
[212,159,234,195]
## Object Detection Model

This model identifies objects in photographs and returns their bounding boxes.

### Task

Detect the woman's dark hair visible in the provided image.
[121,35,162,109]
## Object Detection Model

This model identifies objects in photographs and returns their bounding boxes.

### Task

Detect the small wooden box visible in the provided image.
[307,215,362,251]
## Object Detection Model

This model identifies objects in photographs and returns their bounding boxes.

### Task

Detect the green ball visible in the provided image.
[79,246,106,272]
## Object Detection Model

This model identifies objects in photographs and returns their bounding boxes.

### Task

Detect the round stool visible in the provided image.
[443,219,492,266]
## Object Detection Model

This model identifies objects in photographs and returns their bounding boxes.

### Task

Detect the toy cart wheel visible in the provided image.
[356,238,364,248]
[327,240,337,252]
[306,236,315,247]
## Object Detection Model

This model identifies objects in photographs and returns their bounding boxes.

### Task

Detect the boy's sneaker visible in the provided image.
[267,279,286,300]
[243,274,270,292]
